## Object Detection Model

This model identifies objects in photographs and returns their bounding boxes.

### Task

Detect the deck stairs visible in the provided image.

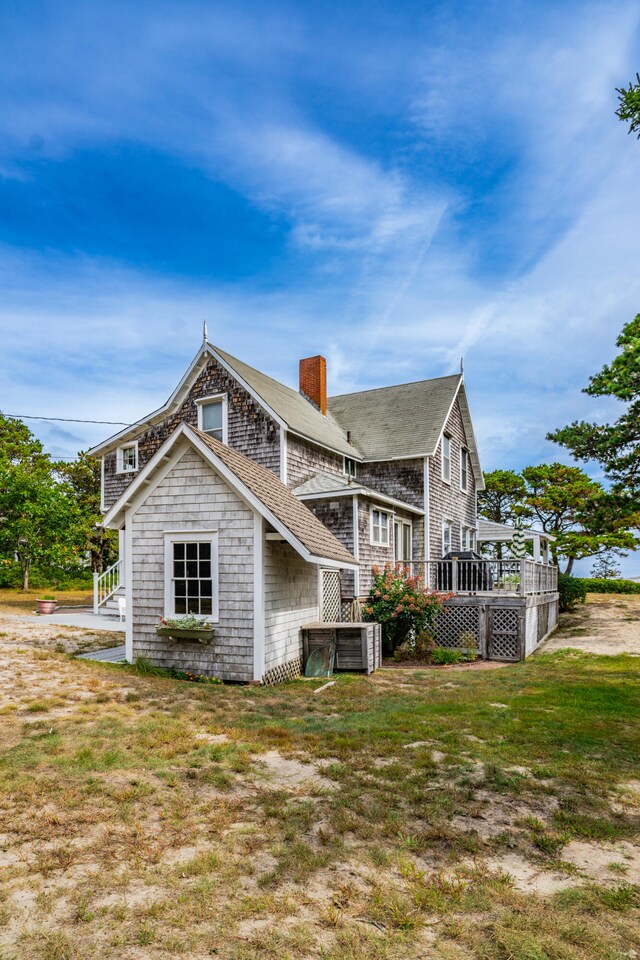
[94,559,126,619]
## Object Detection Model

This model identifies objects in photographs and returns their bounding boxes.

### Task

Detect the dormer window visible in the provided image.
[116,442,138,474]
[343,457,357,480]
[196,395,228,444]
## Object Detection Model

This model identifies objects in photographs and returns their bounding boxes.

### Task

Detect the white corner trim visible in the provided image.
[352,494,360,596]
[195,393,229,444]
[163,530,219,623]
[100,456,106,514]
[280,427,287,485]
[253,513,265,682]
[124,509,134,663]
[423,457,430,563]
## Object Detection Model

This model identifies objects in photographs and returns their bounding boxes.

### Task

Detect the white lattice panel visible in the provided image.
[321,570,341,622]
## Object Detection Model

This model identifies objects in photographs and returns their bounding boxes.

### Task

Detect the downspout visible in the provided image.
[352,494,360,597]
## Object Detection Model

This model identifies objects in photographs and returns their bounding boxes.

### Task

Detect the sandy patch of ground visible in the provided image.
[254,750,335,791]
[0,611,121,655]
[562,839,640,882]
[542,594,640,655]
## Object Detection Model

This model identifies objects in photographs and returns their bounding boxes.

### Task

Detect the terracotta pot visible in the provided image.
[37,600,57,615]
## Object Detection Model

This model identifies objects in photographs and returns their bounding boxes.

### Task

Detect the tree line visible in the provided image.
[0,414,116,590]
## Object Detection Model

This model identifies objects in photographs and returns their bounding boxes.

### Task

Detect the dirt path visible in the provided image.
[541,593,640,655]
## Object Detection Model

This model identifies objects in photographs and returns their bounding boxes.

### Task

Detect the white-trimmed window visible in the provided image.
[461,525,476,551]
[394,520,412,564]
[196,394,228,443]
[441,435,451,483]
[343,457,357,480]
[116,441,138,474]
[164,532,219,620]
[371,508,391,546]
[442,519,453,556]
[460,448,469,492]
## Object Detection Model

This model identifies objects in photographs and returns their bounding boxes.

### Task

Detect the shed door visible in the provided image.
[321,569,341,622]
[487,607,521,661]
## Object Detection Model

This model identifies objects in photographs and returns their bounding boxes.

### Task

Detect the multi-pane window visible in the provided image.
[371,509,390,546]
[344,457,357,479]
[442,435,451,483]
[461,526,476,551]
[171,541,213,616]
[117,443,138,473]
[201,401,224,441]
[460,448,468,492]
[442,520,453,556]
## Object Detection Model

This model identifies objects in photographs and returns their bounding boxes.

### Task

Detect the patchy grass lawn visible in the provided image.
[0,642,638,960]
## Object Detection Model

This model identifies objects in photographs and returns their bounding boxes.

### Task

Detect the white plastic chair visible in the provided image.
[117,596,126,622]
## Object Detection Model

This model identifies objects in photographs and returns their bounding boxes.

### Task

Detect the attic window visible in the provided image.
[460,448,469,492]
[196,395,228,444]
[343,457,357,480]
[116,442,138,474]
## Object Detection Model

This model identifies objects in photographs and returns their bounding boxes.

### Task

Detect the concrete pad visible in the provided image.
[8,611,125,633]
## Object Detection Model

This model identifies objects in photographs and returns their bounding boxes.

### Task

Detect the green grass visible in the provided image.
[0,647,639,959]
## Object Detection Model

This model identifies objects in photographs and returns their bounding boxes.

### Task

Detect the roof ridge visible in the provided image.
[328,372,462,401]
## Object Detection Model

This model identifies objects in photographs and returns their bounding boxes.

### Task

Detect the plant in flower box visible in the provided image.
[155,614,215,644]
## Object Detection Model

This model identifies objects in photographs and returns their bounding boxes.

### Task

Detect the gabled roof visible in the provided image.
[103,424,357,569]
[213,346,357,458]
[87,342,482,487]
[292,472,425,515]
[328,375,484,487]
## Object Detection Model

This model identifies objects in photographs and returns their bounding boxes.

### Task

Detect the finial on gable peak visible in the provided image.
[203,320,209,343]
[460,357,464,378]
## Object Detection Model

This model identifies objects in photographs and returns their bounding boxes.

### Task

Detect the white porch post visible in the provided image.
[93,572,99,614]
[533,535,541,562]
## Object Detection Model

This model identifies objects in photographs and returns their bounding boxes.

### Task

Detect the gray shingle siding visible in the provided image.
[264,540,318,674]
[428,398,477,559]
[130,447,255,682]
[357,458,424,510]
[286,434,345,488]
[103,357,280,511]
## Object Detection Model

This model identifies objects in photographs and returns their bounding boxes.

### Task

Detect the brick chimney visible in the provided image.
[299,355,327,415]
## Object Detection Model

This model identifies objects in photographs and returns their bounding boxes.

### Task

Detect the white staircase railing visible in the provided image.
[93,559,123,613]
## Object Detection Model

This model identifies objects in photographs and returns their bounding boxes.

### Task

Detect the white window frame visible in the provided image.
[441,434,452,484]
[195,394,228,444]
[370,508,391,547]
[164,530,219,622]
[461,525,476,551]
[116,440,139,474]
[343,456,357,480]
[394,519,412,564]
[442,519,453,556]
[460,447,469,492]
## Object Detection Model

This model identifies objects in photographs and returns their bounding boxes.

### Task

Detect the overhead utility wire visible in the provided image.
[3,414,129,426]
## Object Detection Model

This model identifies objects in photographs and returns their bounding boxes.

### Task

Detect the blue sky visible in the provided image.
[1,0,639,573]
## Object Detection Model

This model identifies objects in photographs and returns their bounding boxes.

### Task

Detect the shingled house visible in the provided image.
[90,337,558,681]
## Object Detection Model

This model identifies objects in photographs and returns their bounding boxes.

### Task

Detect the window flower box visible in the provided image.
[156,616,215,645]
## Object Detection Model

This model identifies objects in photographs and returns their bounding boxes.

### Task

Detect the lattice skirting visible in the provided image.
[434,604,481,653]
[489,607,520,661]
[261,656,303,686]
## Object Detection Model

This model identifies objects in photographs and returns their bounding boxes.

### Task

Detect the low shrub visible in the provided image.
[558,574,588,612]
[578,577,640,595]
[432,647,461,665]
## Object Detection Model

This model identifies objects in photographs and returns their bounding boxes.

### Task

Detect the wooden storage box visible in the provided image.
[301,622,382,675]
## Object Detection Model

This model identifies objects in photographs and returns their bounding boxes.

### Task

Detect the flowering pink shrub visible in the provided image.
[364,564,453,655]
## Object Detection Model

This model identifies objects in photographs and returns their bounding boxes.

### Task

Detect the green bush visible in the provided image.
[579,577,640,594]
[558,574,588,612]
[364,564,452,655]
[432,647,461,665]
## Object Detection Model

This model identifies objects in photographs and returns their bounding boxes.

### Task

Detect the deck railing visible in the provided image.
[93,558,122,613]
[396,558,557,596]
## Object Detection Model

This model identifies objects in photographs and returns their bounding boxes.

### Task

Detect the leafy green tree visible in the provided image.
[590,553,622,579]
[521,463,637,575]
[549,315,640,503]
[616,74,640,138]
[57,452,117,574]
[0,415,78,589]
[477,469,530,558]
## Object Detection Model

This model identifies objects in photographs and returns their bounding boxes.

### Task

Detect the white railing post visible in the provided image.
[520,559,526,595]
[451,557,458,593]
[93,571,99,614]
